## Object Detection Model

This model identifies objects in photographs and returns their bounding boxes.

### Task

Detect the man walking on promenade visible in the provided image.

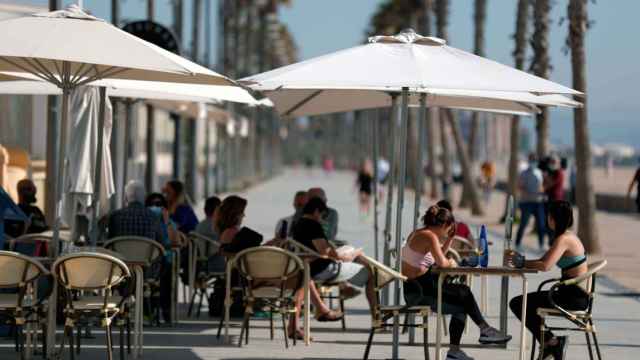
[515,154,547,251]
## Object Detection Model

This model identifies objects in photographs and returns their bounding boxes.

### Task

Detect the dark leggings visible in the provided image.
[405,271,486,345]
[509,285,589,343]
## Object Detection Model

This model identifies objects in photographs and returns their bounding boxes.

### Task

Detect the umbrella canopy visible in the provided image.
[0,5,234,87]
[243,29,579,95]
[261,88,580,117]
[0,77,259,104]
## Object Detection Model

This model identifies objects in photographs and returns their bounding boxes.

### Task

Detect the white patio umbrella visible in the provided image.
[242,28,581,359]
[0,5,240,255]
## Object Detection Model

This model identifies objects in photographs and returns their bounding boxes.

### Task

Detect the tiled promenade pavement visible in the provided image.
[1,169,638,359]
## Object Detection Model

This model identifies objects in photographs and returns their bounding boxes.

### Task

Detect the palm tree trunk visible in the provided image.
[435,0,453,201]
[568,0,600,253]
[531,0,552,159]
[507,0,529,211]
[468,0,486,163]
[446,110,484,215]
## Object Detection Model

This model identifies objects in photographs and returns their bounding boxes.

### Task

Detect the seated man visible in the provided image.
[107,181,163,242]
[195,196,222,247]
[274,190,308,239]
[307,187,339,243]
[4,179,49,239]
[292,198,375,311]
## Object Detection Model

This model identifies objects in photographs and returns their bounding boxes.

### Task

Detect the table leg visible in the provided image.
[481,275,488,313]
[304,264,310,346]
[500,276,509,336]
[435,273,444,360]
[519,276,528,360]
[46,285,57,358]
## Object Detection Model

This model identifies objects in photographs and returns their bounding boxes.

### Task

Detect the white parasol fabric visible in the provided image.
[243,29,579,95]
[0,5,234,86]
[260,88,581,117]
[63,86,114,226]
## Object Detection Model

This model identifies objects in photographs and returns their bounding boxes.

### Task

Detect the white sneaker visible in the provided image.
[446,349,474,360]
[478,326,512,344]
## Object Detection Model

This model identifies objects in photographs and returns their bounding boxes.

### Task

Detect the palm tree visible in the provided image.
[461,0,488,208]
[531,0,552,159]
[567,0,600,253]
[504,0,530,220]
[434,0,484,214]
[468,0,487,164]
[434,0,453,201]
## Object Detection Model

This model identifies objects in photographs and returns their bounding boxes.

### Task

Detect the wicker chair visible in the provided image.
[362,255,431,360]
[53,252,131,360]
[104,236,165,326]
[186,232,224,318]
[224,246,305,348]
[0,251,50,359]
[9,234,53,257]
[533,260,607,360]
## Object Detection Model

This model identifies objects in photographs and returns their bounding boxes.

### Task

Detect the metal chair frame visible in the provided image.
[0,251,50,359]
[533,260,607,360]
[53,252,132,360]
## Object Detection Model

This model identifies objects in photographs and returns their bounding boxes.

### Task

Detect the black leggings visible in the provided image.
[405,271,486,345]
[509,284,589,343]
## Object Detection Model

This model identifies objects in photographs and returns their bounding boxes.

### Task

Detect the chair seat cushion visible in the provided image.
[73,296,123,311]
[537,307,589,318]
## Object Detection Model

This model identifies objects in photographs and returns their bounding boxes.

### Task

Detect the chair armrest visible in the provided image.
[537,277,561,293]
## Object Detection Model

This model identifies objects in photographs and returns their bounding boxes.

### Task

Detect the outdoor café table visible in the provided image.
[41,247,147,359]
[432,266,537,360]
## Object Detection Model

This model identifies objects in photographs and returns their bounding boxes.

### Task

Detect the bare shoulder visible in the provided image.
[410,229,438,248]
[556,231,584,254]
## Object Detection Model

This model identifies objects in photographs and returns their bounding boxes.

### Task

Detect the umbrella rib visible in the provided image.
[70,63,89,84]
[0,57,59,86]
[29,58,59,84]
[283,89,323,116]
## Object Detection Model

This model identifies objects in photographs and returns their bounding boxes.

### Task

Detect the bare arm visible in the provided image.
[311,238,342,259]
[524,236,567,272]
[424,233,454,268]
[628,171,638,197]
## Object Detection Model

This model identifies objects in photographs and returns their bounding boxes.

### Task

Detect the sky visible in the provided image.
[15,0,640,148]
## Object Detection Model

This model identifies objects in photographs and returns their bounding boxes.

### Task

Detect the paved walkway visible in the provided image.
[2,169,638,359]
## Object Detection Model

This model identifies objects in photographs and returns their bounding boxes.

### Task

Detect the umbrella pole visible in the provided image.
[122,100,133,206]
[391,87,410,360]
[382,94,398,306]
[372,110,379,262]
[90,87,107,246]
[205,120,211,198]
[413,93,427,231]
[406,93,428,345]
[51,85,70,257]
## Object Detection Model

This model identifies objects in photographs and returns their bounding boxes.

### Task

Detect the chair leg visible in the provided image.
[68,325,75,360]
[442,315,448,337]
[402,313,410,334]
[423,315,430,360]
[41,322,47,359]
[281,311,289,349]
[238,311,250,347]
[197,290,205,318]
[340,297,346,331]
[75,324,81,354]
[105,323,114,360]
[592,331,603,360]
[216,314,224,339]
[530,338,536,360]
[363,327,375,360]
[187,288,198,317]
[585,332,595,360]
[539,321,546,360]
[119,321,125,360]
[269,311,275,340]
[126,315,131,354]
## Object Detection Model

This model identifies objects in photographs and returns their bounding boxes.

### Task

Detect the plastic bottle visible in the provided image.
[479,225,489,268]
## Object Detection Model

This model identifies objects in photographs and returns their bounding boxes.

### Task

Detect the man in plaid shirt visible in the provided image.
[107,181,163,242]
